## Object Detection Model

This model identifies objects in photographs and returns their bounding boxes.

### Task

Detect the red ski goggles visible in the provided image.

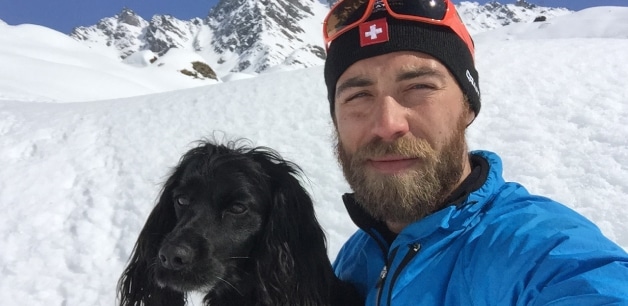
[323,0,474,56]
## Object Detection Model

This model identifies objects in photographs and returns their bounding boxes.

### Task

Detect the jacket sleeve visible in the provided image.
[526,226,628,305]
[530,255,628,305]
[461,197,628,305]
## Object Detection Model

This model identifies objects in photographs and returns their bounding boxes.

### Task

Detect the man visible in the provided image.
[322,0,628,305]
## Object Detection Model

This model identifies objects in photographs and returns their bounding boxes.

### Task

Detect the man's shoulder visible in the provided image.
[467,185,627,272]
[334,229,376,263]
[461,188,628,303]
[486,183,598,233]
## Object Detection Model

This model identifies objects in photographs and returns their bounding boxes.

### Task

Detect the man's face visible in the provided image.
[333,51,473,224]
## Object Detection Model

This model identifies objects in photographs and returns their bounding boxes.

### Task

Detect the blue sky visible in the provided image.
[0,0,625,34]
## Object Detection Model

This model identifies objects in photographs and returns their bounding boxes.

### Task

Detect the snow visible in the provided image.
[152,48,220,82]
[122,50,158,67]
[474,6,628,41]
[220,72,257,82]
[0,24,213,103]
[456,0,573,35]
[1,6,627,305]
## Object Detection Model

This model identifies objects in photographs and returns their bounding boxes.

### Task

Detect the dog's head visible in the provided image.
[118,140,333,306]
[154,142,274,292]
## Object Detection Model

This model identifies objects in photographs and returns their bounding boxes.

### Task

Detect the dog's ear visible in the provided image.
[117,166,186,306]
[250,150,335,305]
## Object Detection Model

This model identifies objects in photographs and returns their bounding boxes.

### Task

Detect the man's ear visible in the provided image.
[331,102,339,128]
[462,95,475,126]
[466,111,476,126]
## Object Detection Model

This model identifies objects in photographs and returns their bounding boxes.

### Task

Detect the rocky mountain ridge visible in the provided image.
[70,0,572,78]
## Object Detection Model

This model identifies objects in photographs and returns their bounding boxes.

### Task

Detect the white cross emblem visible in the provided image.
[364,24,383,40]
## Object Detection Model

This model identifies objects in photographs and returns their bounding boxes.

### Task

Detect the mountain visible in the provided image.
[71,8,209,60]
[204,0,329,73]
[71,8,149,59]
[70,0,572,78]
[71,0,330,76]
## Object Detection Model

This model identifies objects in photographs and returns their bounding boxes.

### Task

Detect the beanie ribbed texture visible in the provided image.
[324,14,481,118]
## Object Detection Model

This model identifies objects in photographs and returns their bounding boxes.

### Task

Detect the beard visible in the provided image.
[335,113,469,224]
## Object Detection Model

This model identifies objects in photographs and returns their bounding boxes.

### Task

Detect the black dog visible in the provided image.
[117,140,362,306]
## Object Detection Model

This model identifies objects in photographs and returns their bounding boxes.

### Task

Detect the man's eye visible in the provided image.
[344,92,369,103]
[410,83,436,90]
[174,195,190,206]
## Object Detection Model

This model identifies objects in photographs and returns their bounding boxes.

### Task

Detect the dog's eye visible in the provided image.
[175,196,190,206]
[225,203,248,215]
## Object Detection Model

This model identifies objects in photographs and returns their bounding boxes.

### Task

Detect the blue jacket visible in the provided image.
[333,151,628,305]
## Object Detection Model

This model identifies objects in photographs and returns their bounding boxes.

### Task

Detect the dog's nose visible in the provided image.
[158,244,194,270]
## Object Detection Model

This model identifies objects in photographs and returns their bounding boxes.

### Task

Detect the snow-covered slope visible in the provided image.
[474,6,628,41]
[458,0,572,34]
[0,24,217,102]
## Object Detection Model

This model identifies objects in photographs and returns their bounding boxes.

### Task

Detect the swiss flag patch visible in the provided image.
[359,18,389,47]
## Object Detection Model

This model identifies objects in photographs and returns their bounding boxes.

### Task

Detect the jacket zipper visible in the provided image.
[377,243,421,306]
[376,246,399,306]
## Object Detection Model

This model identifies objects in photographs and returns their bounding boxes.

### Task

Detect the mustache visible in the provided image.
[351,137,435,162]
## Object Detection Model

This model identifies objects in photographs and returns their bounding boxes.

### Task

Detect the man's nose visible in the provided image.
[370,96,409,142]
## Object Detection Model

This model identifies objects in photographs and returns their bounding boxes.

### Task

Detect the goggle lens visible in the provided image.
[387,0,447,20]
[325,0,371,39]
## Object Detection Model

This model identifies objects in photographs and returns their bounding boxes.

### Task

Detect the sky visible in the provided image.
[1,6,627,304]
[0,0,626,34]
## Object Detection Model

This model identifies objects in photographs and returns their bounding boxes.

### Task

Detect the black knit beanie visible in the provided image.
[324,12,481,119]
